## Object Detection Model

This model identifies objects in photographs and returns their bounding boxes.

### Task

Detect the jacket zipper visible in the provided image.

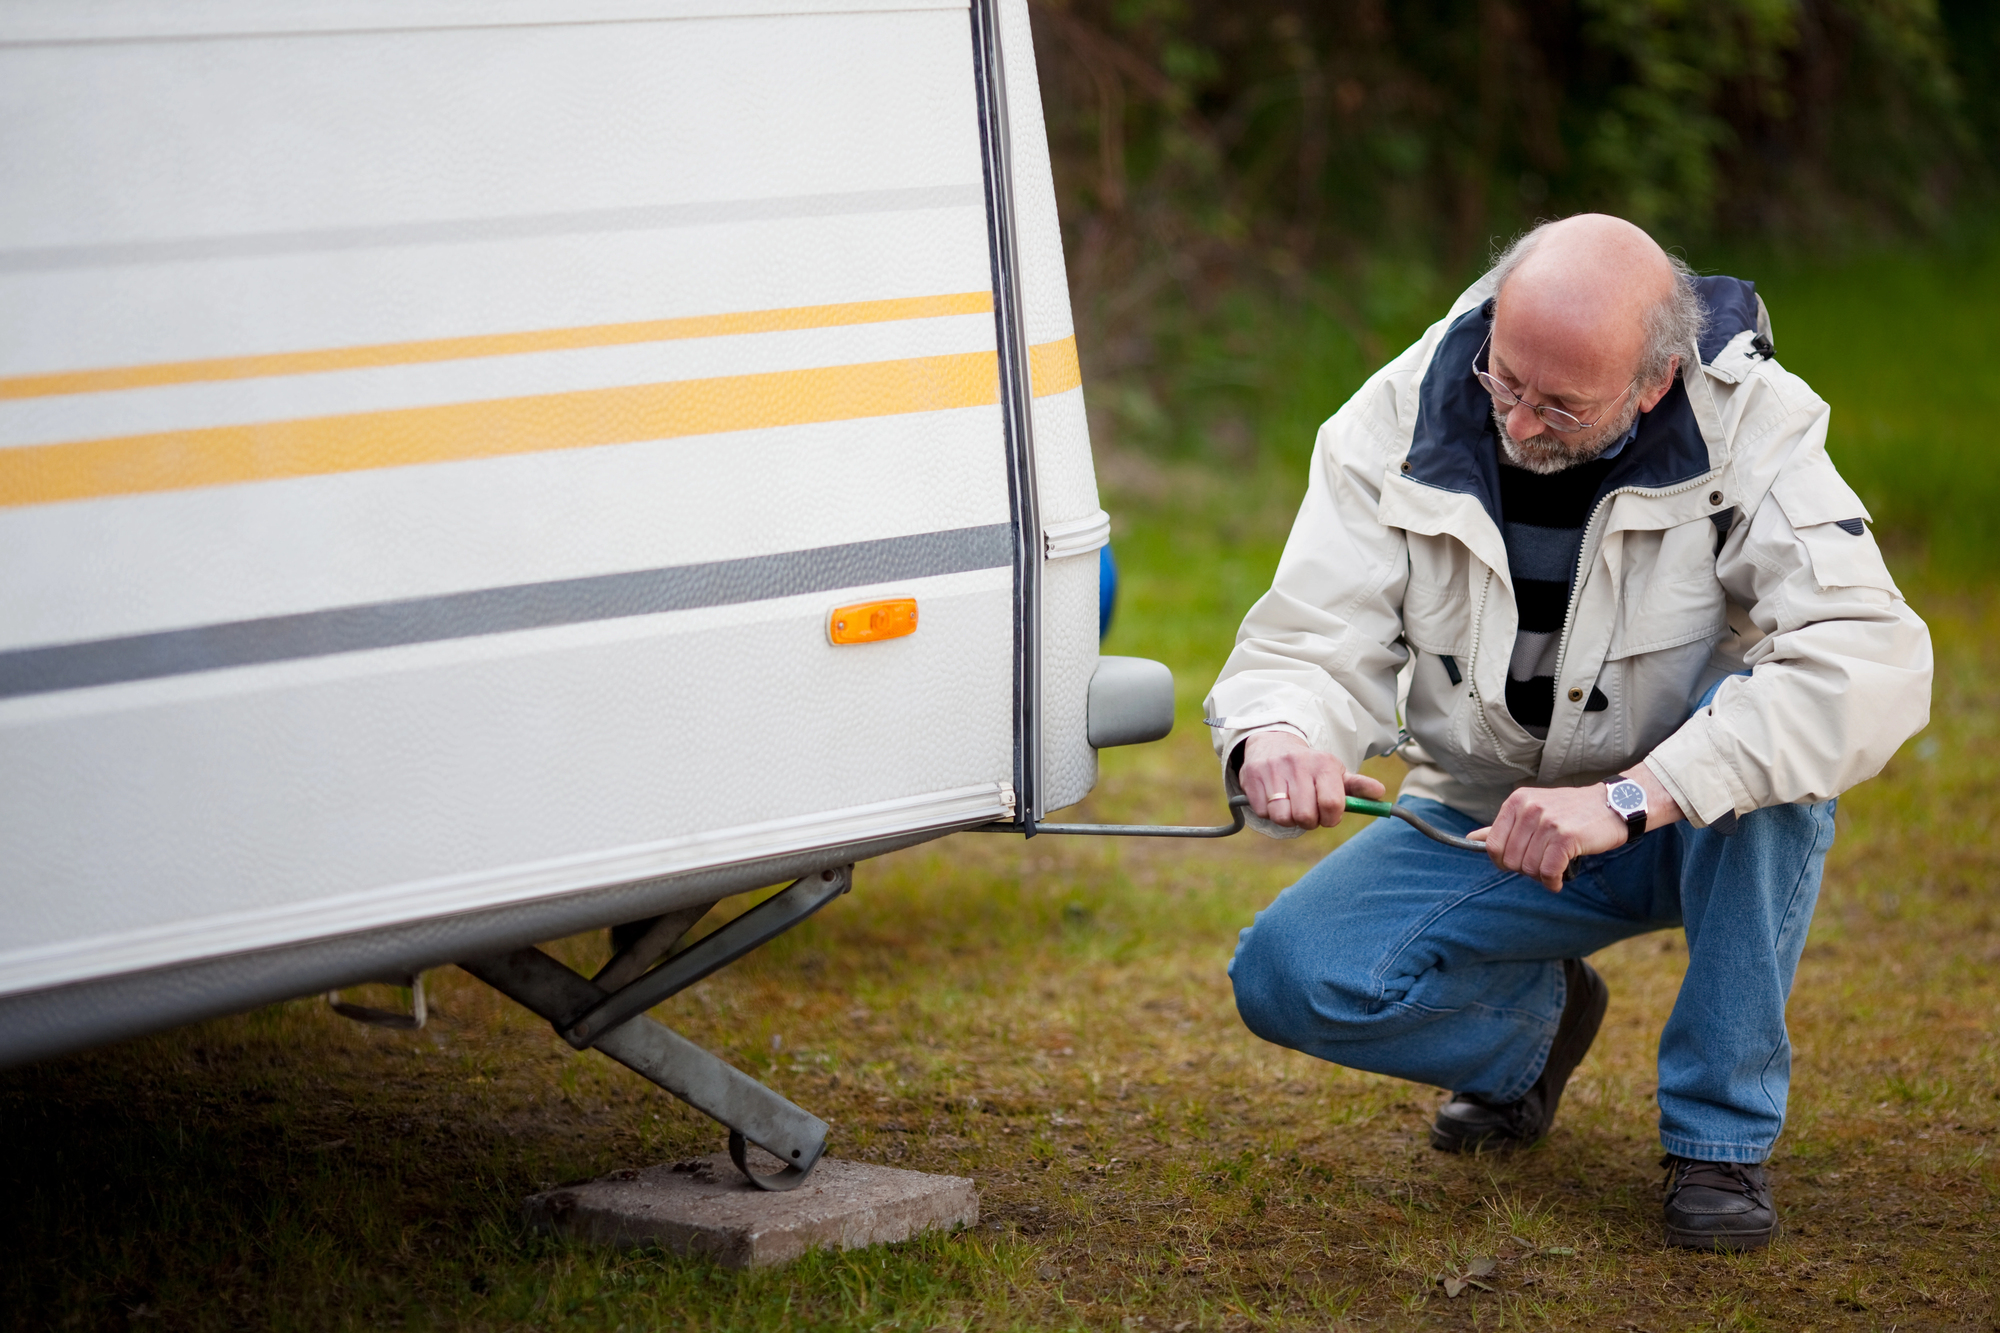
[1549,492,1613,700]
[1465,565,1506,756]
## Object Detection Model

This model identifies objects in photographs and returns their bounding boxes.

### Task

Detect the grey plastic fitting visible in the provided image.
[1086,655,1175,748]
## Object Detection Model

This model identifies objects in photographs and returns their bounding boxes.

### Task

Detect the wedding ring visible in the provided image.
[1269,791,1289,803]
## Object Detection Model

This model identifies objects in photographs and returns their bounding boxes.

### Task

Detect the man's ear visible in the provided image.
[1637,353,1680,413]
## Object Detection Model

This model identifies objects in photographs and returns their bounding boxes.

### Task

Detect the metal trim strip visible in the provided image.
[0,523,1014,699]
[969,0,1043,824]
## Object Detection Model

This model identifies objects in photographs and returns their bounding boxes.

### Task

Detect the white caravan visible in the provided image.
[0,0,1208,1186]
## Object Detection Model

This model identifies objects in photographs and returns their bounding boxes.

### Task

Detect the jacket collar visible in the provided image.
[1396,276,1762,534]
[1693,275,1762,361]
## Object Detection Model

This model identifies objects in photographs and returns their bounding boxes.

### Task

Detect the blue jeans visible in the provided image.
[1229,788,1836,1163]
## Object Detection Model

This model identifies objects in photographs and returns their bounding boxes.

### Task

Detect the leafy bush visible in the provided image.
[1029,0,1999,564]
[1033,0,1986,289]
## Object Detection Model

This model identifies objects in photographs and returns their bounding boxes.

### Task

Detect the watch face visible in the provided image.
[1606,779,1646,816]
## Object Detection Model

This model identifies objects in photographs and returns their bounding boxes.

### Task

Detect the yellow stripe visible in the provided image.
[0,332,1087,509]
[0,292,996,401]
[1029,335,1081,398]
[0,351,1009,508]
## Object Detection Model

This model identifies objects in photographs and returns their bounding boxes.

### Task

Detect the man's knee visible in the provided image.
[1230,921,1303,1048]
[1229,898,1373,1052]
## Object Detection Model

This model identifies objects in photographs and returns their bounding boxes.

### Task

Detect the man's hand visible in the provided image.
[1238,730,1387,830]
[1470,764,1684,892]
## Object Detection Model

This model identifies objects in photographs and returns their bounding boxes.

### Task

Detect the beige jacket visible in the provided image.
[1205,274,1933,834]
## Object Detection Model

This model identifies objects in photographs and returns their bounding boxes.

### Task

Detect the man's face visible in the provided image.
[1486,299,1664,475]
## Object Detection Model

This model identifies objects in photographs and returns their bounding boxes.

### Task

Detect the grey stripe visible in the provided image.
[0,523,1013,700]
[1508,629,1558,681]
[0,185,986,274]
[1501,521,1584,583]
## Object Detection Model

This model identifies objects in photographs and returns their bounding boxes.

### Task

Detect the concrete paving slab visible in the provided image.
[523,1151,979,1268]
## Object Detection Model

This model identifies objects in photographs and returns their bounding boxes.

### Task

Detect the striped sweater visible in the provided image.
[1497,455,1616,737]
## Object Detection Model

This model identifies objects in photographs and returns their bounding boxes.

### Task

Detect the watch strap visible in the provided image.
[1623,808,1646,844]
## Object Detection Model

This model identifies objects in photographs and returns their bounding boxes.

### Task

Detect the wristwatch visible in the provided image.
[1604,778,1648,844]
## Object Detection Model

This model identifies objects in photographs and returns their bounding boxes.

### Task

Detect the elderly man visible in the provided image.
[1206,214,1931,1250]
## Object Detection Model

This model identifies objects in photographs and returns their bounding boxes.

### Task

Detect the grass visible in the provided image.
[1748,231,2000,576]
[5,237,1998,1330]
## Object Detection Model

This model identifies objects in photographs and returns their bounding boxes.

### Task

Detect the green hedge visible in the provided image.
[1032,0,1991,281]
[1032,1,1999,568]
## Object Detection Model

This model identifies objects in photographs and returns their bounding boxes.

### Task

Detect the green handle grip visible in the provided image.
[1340,793,1489,854]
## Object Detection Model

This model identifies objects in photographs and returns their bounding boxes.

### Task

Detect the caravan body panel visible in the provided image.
[0,0,1102,1057]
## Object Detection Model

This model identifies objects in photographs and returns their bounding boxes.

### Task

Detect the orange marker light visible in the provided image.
[828,597,918,645]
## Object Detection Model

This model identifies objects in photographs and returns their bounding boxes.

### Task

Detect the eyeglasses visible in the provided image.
[1472,333,1635,434]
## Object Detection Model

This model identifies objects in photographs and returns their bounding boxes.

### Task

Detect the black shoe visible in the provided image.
[1661,1156,1777,1250]
[1430,958,1609,1153]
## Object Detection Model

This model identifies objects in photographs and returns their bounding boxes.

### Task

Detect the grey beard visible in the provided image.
[1494,399,1639,475]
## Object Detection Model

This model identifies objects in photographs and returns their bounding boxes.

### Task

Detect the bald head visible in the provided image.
[1496,215,1675,393]
[1481,214,1705,473]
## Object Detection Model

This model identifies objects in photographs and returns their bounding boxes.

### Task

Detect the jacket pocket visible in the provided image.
[1564,523,1727,780]
[1792,521,1898,593]
[1401,536,1474,655]
[1576,638,1716,775]
[1402,579,1471,654]
[1407,680,1535,790]
[1770,450,1898,593]
[1604,522,1728,661]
